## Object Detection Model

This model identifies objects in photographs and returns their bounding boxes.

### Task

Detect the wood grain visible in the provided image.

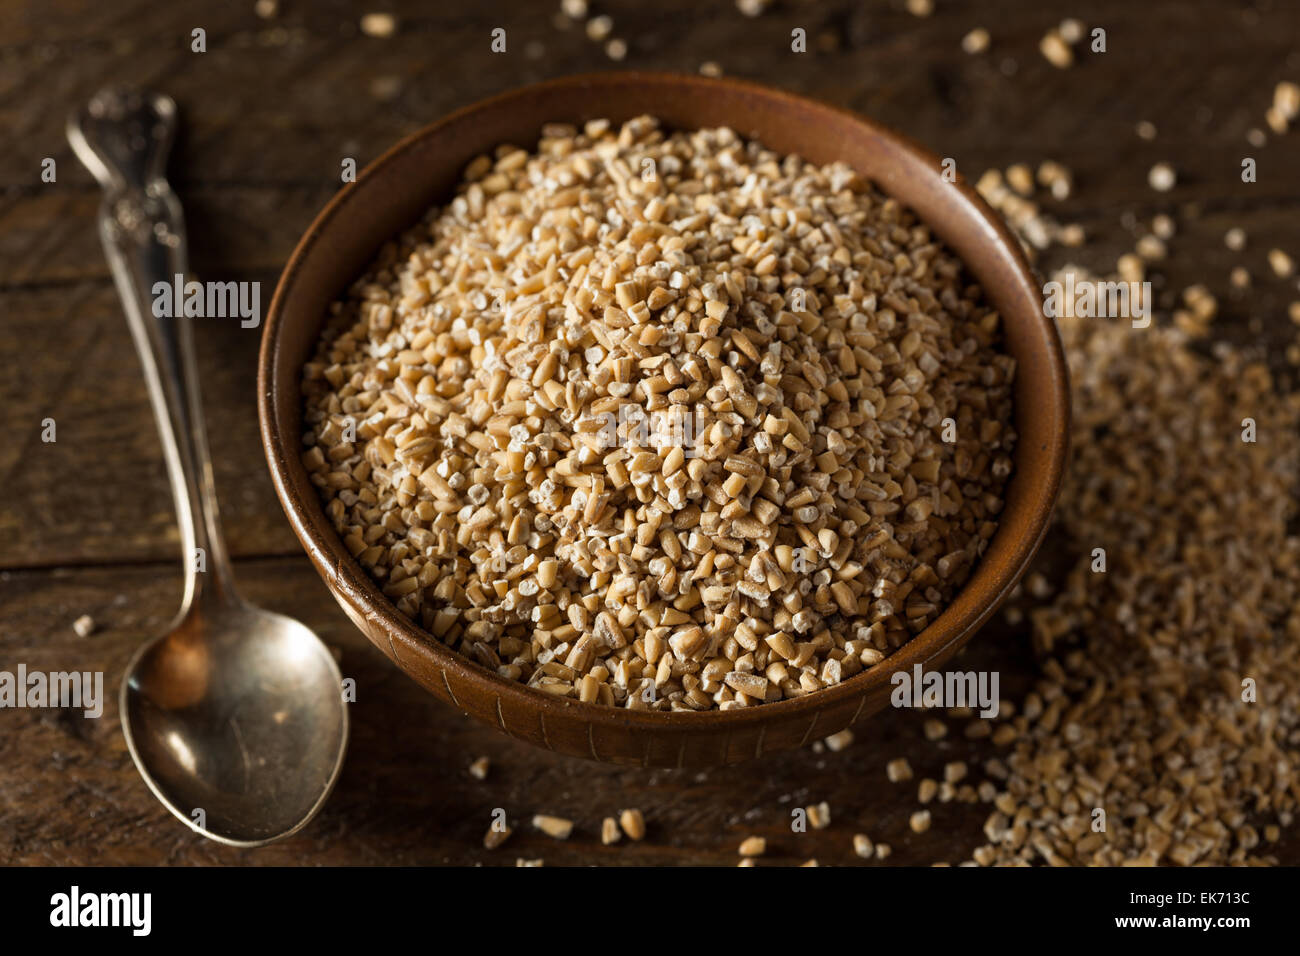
[0,558,1045,866]
[2,0,1298,865]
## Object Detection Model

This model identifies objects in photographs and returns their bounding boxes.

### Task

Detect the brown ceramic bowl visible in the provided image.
[258,71,1069,768]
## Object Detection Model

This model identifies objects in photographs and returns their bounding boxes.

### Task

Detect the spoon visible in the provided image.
[68,87,348,847]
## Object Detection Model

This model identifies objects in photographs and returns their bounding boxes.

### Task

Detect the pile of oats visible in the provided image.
[301,116,1016,711]
[969,266,1300,865]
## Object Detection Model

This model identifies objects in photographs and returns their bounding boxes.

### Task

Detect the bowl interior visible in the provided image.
[260,71,1067,735]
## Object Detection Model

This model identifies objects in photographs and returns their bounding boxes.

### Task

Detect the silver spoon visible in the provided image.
[68,87,348,847]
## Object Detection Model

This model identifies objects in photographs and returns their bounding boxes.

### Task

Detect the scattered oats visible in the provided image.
[254,0,278,19]
[1005,163,1034,197]
[515,858,544,867]
[1147,162,1176,192]
[739,835,767,856]
[918,778,939,804]
[806,801,831,830]
[943,760,968,784]
[1135,235,1167,262]
[1180,285,1217,333]
[1289,301,1300,325]
[1269,248,1295,278]
[605,37,627,61]
[560,0,588,19]
[1058,223,1085,247]
[72,614,95,638]
[532,814,574,839]
[1231,266,1252,289]
[886,758,914,783]
[976,163,1077,259]
[1058,18,1085,44]
[1036,160,1072,200]
[966,251,1300,865]
[1151,214,1175,240]
[1025,571,1053,598]
[923,718,947,741]
[1039,30,1073,69]
[1247,127,1268,148]
[699,61,723,77]
[975,167,1005,204]
[906,0,934,17]
[852,833,874,858]
[1274,81,1300,124]
[991,723,1017,746]
[910,809,932,833]
[737,858,756,867]
[961,28,990,55]
[585,14,612,40]
[601,816,622,845]
[800,858,819,867]
[1136,120,1157,141]
[1225,227,1247,251]
[824,729,855,752]
[1266,106,1288,136]
[619,808,646,841]
[1117,253,1144,284]
[875,843,892,860]
[736,0,772,16]
[468,755,490,780]
[483,823,512,849]
[369,75,403,102]
[359,12,397,38]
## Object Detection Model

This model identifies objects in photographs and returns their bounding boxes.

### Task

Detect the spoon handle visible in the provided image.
[68,87,238,609]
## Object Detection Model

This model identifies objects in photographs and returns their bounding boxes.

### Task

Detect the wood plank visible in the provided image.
[2,0,1300,868]
[0,278,299,569]
[2,0,1297,287]
[0,187,337,289]
[0,556,1041,866]
[1,0,1298,570]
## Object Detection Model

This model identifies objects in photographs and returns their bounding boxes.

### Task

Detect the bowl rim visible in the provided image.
[258,69,1069,732]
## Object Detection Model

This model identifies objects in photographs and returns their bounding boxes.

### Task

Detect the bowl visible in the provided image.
[258,71,1069,767]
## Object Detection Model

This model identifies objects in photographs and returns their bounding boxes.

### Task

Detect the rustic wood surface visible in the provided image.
[2,0,1298,866]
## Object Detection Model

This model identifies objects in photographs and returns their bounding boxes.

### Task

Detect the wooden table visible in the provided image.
[3,0,1298,866]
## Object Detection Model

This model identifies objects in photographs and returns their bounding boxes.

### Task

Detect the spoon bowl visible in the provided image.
[121,601,347,846]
